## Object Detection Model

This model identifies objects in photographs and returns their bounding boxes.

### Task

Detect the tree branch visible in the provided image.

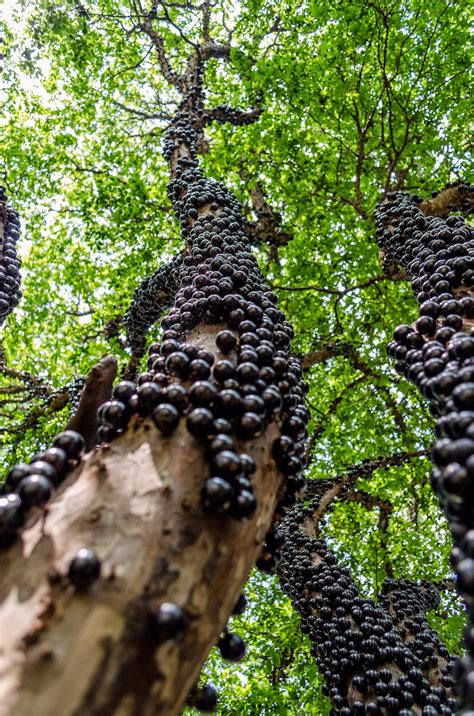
[65,356,118,451]
[303,450,428,535]
[277,497,457,713]
[123,253,184,374]
[245,182,292,248]
[305,375,368,459]
[200,104,262,127]
[417,181,474,217]
[138,15,185,91]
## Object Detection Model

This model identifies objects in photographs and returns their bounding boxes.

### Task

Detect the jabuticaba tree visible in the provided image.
[0,187,22,326]
[277,468,457,716]
[0,19,310,716]
[0,1,471,714]
[375,183,474,712]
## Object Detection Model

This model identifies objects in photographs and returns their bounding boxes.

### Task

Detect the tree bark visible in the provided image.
[65,356,118,451]
[417,182,474,218]
[0,327,282,716]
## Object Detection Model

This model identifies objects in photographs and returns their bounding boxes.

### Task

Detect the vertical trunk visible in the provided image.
[0,348,281,715]
[375,183,474,710]
[0,106,308,713]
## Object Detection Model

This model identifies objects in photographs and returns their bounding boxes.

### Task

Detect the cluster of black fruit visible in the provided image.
[0,430,85,546]
[379,579,452,673]
[278,497,458,715]
[0,186,22,325]
[375,189,474,710]
[201,104,259,127]
[124,253,182,352]
[98,111,309,525]
[65,376,87,417]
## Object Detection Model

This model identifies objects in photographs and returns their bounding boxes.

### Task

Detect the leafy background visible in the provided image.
[0,0,471,712]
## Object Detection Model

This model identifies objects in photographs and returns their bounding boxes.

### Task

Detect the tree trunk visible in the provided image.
[375,182,474,711]
[0,322,283,716]
[379,579,452,690]
[0,48,309,712]
[277,482,457,715]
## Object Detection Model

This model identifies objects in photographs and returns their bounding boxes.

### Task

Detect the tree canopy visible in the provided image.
[0,0,471,712]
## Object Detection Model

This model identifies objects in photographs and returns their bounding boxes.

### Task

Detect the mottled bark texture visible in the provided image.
[0,325,282,716]
[417,183,474,218]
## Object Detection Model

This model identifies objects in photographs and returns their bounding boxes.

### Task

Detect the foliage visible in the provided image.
[0,0,471,711]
